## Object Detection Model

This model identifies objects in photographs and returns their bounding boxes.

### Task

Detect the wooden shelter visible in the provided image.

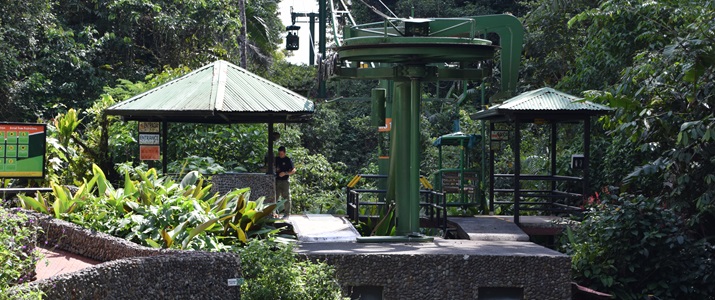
[105,60,314,174]
[471,87,611,224]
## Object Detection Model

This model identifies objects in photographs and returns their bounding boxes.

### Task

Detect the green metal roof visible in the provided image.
[471,87,611,121]
[433,132,481,148]
[105,60,314,123]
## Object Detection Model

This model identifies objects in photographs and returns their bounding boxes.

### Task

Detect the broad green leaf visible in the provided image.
[183,217,220,249]
[19,195,49,214]
[181,171,199,189]
[93,164,109,195]
[145,238,161,248]
[124,171,137,197]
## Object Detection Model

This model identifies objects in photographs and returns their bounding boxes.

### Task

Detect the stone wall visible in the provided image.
[33,212,177,261]
[298,241,572,300]
[18,211,242,299]
[210,173,275,203]
[35,253,241,299]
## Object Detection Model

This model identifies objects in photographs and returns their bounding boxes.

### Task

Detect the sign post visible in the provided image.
[0,123,46,178]
[138,122,161,161]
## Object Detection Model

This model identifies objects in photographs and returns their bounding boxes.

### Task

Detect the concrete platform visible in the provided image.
[450,216,530,241]
[297,238,572,299]
[289,214,361,243]
[297,237,565,256]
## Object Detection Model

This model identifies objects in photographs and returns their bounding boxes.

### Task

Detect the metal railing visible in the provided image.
[345,174,448,234]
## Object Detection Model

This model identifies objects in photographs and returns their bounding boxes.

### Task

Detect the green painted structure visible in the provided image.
[329,15,524,237]
[471,87,611,224]
[432,132,483,209]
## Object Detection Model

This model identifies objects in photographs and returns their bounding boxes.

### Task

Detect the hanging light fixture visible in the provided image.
[286,25,301,50]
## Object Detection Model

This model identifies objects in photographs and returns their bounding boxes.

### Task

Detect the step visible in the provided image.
[449,216,530,242]
[289,214,361,243]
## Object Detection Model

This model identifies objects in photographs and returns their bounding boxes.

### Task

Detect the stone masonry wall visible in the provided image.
[18,210,242,299]
[35,253,241,300]
[305,253,571,300]
[210,173,275,203]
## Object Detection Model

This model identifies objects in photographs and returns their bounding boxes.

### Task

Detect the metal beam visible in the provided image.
[333,67,486,81]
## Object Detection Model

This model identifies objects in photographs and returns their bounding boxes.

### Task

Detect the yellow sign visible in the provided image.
[138,122,161,133]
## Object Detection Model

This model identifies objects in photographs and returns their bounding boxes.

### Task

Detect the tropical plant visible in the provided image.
[20,164,284,251]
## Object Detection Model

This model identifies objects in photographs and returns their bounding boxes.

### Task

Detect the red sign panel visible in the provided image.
[140,145,160,161]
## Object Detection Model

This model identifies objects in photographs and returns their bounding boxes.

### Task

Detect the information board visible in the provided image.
[0,123,46,178]
[138,122,161,161]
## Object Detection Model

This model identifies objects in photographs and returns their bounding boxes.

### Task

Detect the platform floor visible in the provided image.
[450,216,530,241]
[35,247,100,281]
[450,215,572,241]
[296,237,566,256]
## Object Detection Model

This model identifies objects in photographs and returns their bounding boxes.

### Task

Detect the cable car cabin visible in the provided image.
[286,25,300,51]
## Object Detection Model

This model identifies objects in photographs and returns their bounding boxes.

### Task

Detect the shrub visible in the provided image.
[562,193,715,299]
[19,165,283,251]
[237,240,344,300]
[0,207,43,299]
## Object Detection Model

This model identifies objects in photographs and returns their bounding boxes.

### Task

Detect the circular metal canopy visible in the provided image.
[338,37,497,64]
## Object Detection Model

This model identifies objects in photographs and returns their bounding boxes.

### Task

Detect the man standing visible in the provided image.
[275,146,296,218]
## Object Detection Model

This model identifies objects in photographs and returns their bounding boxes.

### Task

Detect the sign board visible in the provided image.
[138,122,161,161]
[490,141,502,151]
[0,123,46,178]
[378,118,392,132]
[139,134,160,145]
[138,122,160,133]
[490,130,509,141]
[140,145,161,161]
[571,154,585,170]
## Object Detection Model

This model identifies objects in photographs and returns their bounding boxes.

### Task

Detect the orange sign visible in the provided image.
[140,145,160,161]
[378,118,392,132]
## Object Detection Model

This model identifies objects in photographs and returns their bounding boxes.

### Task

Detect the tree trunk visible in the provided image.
[239,0,247,68]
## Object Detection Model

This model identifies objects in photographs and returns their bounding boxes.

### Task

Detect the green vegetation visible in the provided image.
[0,207,43,299]
[17,165,344,297]
[1,0,714,298]
[238,240,344,300]
[564,192,714,299]
[20,165,283,250]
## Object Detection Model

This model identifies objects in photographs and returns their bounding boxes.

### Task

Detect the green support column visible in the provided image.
[386,82,401,204]
[405,77,421,235]
[393,81,411,235]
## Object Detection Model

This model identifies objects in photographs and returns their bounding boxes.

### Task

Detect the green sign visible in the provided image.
[0,123,46,178]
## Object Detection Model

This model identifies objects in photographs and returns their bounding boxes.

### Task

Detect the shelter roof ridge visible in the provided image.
[471,87,611,121]
[105,60,314,123]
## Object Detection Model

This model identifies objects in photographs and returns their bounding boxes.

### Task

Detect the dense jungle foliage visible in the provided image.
[1,0,714,298]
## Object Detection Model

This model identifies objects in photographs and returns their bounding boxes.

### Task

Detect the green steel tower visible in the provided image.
[327,15,523,239]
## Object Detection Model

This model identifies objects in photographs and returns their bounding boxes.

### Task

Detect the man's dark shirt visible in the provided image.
[275,156,294,181]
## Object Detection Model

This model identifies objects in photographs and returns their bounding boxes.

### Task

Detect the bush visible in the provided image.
[237,240,344,300]
[562,193,715,299]
[0,207,43,299]
[19,165,283,251]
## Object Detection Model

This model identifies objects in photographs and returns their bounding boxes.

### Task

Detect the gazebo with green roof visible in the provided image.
[471,87,611,224]
[105,60,314,175]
